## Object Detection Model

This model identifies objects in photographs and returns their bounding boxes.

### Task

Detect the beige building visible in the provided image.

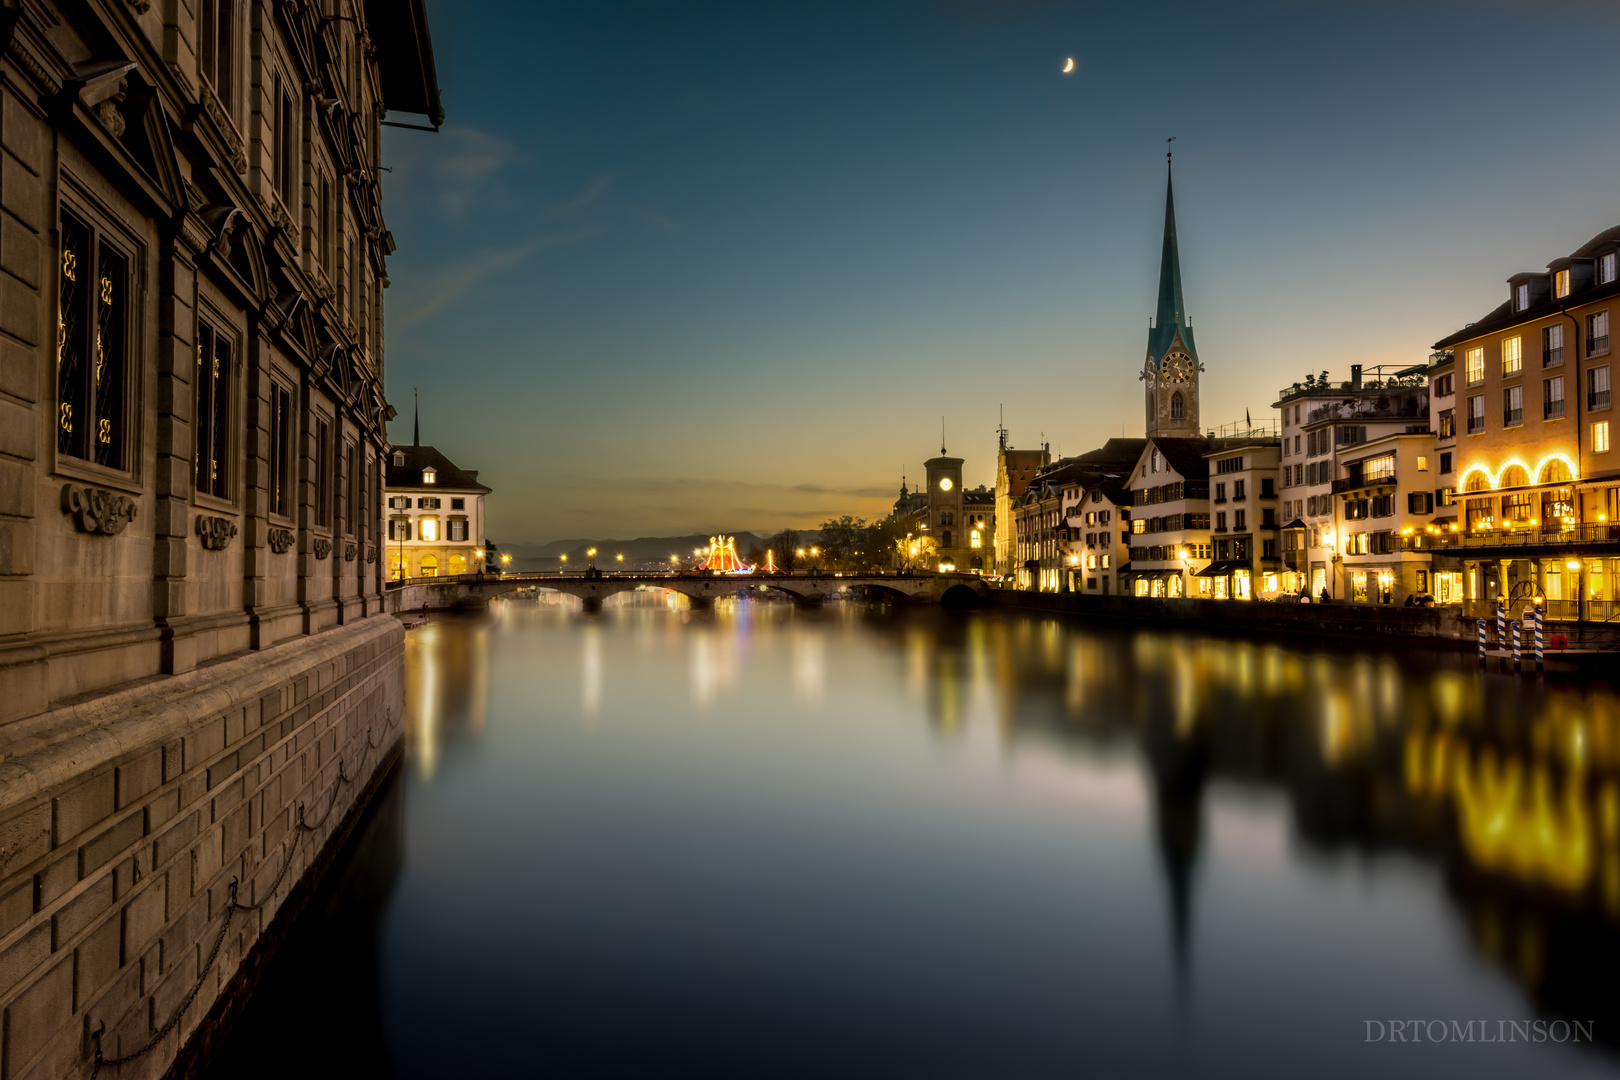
[0,2,441,1078]
[1426,225,1620,620]
[993,433,1050,578]
[386,444,492,579]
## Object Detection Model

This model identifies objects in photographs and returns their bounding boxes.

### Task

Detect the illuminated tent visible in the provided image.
[701,535,752,573]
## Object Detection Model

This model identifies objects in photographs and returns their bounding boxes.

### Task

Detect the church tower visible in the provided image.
[1142,153,1202,438]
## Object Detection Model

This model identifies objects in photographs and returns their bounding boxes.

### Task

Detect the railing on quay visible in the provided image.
[1409,522,1620,552]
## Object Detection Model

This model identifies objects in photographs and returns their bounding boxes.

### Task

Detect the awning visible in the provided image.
[1195,561,1249,578]
[1281,518,1308,530]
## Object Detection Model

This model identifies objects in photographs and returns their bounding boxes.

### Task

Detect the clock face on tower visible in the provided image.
[939,478,953,491]
[1162,353,1194,384]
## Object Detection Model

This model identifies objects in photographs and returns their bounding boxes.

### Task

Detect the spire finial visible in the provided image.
[941,416,946,455]
[413,388,419,447]
[1167,135,1176,164]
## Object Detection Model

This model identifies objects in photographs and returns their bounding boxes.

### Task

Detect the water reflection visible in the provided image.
[225,599,1620,1078]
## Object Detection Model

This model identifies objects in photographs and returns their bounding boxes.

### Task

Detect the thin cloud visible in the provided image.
[400,227,597,324]
[547,173,616,217]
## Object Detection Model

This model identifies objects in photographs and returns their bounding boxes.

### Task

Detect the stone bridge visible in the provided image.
[386,571,991,614]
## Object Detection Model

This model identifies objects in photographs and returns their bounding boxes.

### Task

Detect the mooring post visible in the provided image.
[1495,603,1507,671]
[1511,620,1522,671]
[1476,619,1486,666]
[1533,607,1545,672]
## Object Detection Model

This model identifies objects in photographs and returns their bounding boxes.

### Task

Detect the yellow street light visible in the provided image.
[560,554,568,562]
[587,548,597,557]
[1567,559,1582,571]
[616,553,624,562]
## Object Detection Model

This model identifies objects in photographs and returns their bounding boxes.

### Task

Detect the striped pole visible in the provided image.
[1511,620,1522,670]
[1533,607,1545,672]
[1477,619,1487,665]
[1496,602,1506,647]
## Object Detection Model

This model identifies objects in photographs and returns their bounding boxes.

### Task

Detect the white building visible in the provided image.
[384,444,492,579]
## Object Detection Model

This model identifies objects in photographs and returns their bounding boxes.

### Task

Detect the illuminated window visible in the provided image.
[1416,456,1428,472]
[195,321,232,499]
[969,529,981,548]
[420,517,439,542]
[1502,336,1522,376]
[1465,348,1484,385]
[1499,464,1528,488]
[422,467,436,484]
[1555,269,1570,298]
[1362,453,1396,481]
[57,213,132,471]
[419,555,438,578]
[1596,421,1612,454]
[448,553,468,575]
[1501,491,1533,523]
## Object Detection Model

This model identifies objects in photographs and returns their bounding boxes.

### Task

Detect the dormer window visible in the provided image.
[1555,270,1570,299]
[393,451,404,467]
[1602,253,1617,286]
[1516,283,1530,311]
[422,467,437,484]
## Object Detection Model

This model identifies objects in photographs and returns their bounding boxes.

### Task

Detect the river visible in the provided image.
[205,595,1620,1078]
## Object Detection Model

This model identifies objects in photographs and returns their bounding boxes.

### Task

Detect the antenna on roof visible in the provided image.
[998,404,1007,451]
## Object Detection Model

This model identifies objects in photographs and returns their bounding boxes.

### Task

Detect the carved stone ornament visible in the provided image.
[196,515,239,551]
[126,0,153,12]
[268,527,294,554]
[364,545,378,564]
[260,193,292,233]
[314,537,332,560]
[61,483,138,536]
[95,86,128,138]
[200,85,247,175]
[344,542,357,562]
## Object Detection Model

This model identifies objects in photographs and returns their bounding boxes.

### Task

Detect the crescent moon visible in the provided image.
[1062,57,1075,73]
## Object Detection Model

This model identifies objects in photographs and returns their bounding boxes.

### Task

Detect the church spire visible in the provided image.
[1155,153,1187,340]
[413,388,419,447]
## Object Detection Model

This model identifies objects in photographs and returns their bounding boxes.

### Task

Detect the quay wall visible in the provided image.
[0,617,403,1080]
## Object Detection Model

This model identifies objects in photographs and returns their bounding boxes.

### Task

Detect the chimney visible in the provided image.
[1350,365,1363,390]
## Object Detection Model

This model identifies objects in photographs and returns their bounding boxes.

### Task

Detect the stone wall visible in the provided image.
[0,616,402,1080]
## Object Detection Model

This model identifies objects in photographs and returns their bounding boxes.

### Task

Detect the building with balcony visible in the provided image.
[1123,438,1215,597]
[385,443,491,579]
[1275,366,1432,600]
[1423,224,1620,623]
[1064,476,1133,595]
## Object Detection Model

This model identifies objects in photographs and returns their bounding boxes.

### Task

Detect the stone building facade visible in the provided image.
[0,1,439,1076]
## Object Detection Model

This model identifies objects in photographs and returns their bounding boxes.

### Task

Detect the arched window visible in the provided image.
[1539,458,1573,484]
[419,554,438,578]
[1463,472,1491,493]
[1170,392,1185,419]
[448,553,467,575]
[1498,464,1529,489]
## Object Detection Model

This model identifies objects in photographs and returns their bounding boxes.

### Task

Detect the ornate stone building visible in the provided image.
[0,2,439,1077]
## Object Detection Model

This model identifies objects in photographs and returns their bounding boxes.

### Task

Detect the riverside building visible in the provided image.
[992,431,1049,578]
[1275,367,1434,602]
[1426,225,1620,622]
[0,2,442,1077]
[385,441,492,579]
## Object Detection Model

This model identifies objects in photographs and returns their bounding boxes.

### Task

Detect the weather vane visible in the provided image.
[1167,136,1176,163]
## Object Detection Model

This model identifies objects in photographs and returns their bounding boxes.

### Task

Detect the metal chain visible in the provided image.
[87,705,400,1078]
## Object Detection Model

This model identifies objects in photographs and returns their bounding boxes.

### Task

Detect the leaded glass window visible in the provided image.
[194,321,232,499]
[58,212,130,469]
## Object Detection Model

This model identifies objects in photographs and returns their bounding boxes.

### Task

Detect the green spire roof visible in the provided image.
[1147,160,1197,363]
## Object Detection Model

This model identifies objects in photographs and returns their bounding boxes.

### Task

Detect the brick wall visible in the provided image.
[0,617,402,1080]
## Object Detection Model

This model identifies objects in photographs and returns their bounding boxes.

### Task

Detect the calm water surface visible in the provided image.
[209,596,1620,1078]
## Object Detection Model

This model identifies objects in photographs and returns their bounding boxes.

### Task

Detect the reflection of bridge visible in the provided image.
[386,571,990,613]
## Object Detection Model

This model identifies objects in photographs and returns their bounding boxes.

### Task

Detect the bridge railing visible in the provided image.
[385,568,969,589]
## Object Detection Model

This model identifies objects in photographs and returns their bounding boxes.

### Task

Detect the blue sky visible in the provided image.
[381,0,1620,543]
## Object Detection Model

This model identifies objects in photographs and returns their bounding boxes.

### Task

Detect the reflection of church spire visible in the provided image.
[1144,713,1209,1003]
